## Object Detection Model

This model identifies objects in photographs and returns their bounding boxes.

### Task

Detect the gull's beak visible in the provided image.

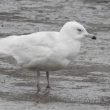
[85,33,96,40]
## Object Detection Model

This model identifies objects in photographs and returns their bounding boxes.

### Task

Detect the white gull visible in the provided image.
[0,21,96,93]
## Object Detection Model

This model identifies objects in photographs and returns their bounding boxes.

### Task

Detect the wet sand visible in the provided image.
[0,0,110,110]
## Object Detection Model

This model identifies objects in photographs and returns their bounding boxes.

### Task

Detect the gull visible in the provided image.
[0,21,96,93]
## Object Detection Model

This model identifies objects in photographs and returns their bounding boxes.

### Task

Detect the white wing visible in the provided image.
[0,32,63,67]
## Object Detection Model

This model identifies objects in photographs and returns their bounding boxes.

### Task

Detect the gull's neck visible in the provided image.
[60,30,80,44]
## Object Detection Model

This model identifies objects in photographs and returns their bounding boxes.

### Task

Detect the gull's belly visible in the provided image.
[18,40,81,71]
[22,57,70,71]
[40,60,69,71]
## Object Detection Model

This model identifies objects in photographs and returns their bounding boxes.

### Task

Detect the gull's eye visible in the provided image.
[77,28,83,32]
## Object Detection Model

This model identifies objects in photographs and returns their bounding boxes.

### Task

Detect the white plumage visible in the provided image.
[0,21,96,93]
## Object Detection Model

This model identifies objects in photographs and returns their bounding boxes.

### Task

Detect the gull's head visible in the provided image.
[60,21,96,40]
